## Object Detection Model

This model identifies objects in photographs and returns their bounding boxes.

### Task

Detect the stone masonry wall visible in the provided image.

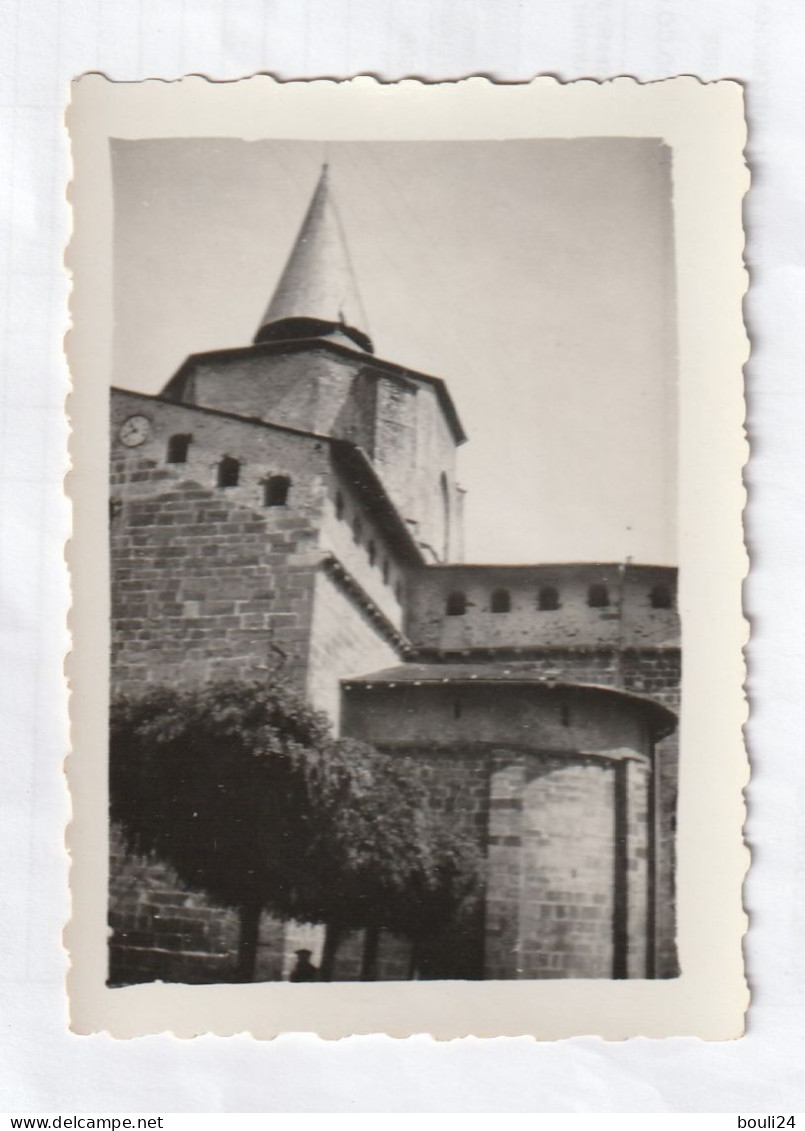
[109,407,323,980]
[165,343,463,568]
[371,376,461,563]
[110,823,296,985]
[410,382,463,563]
[108,386,680,984]
[179,348,375,452]
[108,390,407,984]
[624,758,651,978]
[486,754,619,980]
[110,393,331,693]
[306,570,403,726]
[319,465,409,630]
[341,683,658,979]
[108,823,241,985]
[342,681,649,756]
[407,563,678,651]
[623,647,680,978]
[369,645,681,979]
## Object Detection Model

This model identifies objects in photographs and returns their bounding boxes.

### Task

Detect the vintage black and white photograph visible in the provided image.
[67,77,747,1037]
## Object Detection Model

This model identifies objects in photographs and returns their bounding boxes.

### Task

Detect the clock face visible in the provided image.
[118,414,151,448]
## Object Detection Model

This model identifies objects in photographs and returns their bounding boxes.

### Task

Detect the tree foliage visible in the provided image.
[110,678,480,979]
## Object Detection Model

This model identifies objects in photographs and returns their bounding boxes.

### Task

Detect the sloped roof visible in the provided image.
[342,663,677,734]
[255,165,373,353]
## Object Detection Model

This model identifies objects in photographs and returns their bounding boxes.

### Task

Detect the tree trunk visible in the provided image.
[235,899,262,982]
[320,922,342,981]
[408,937,420,981]
[360,924,380,981]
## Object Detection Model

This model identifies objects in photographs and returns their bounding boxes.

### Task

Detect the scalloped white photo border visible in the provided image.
[65,74,748,1039]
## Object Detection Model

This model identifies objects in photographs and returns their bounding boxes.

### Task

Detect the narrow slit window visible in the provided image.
[650,584,673,610]
[560,704,571,727]
[335,491,345,520]
[395,581,403,602]
[367,540,377,566]
[382,560,390,585]
[587,583,609,608]
[217,456,240,488]
[538,586,560,611]
[167,433,192,464]
[491,588,511,614]
[446,591,467,617]
[264,475,290,507]
[440,471,451,561]
[353,516,363,545]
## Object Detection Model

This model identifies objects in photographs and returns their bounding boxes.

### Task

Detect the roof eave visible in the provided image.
[329,440,425,566]
[342,673,677,737]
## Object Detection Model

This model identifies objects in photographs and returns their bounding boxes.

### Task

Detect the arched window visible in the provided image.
[446,591,466,616]
[491,588,511,613]
[353,516,363,545]
[335,491,345,520]
[167,433,191,464]
[217,456,240,488]
[367,540,377,566]
[538,586,560,611]
[588,583,609,608]
[264,475,290,507]
[650,584,673,610]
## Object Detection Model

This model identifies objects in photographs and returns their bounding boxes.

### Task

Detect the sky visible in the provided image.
[112,137,677,565]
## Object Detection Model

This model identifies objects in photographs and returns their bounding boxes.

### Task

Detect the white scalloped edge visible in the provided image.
[63,73,749,1040]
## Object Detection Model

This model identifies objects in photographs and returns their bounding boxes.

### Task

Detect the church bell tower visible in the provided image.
[255,164,374,354]
[159,164,467,565]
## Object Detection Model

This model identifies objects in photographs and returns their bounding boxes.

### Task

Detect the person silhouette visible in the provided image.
[289,948,319,982]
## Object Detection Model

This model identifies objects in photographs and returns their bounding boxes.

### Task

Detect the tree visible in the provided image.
[298,736,480,980]
[110,678,479,982]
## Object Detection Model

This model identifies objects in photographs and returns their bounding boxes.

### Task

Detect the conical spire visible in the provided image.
[255,165,373,353]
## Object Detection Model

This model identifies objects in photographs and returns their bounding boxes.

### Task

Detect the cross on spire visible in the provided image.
[255,164,373,353]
